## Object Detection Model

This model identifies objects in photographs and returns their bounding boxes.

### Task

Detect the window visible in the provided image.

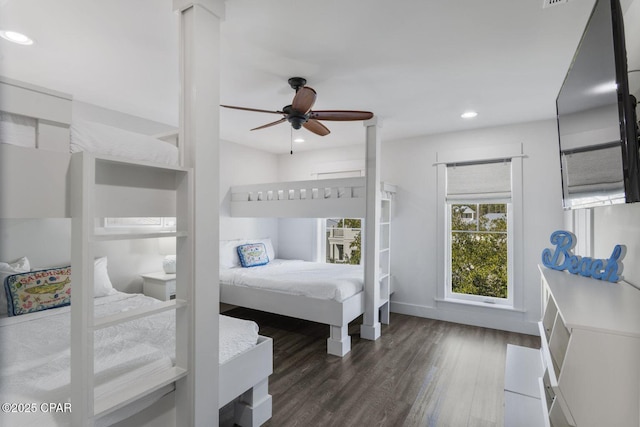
[449,202,510,300]
[436,146,523,309]
[326,218,362,264]
[103,217,176,230]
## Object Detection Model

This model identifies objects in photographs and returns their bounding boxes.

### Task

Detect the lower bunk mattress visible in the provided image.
[219,259,364,302]
[0,292,260,427]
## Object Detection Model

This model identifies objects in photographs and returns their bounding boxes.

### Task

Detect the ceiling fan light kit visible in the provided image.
[221,77,374,137]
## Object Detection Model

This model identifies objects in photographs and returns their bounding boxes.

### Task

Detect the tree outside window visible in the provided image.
[326,218,362,265]
[450,203,508,298]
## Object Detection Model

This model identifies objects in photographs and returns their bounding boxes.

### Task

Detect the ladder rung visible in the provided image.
[94,366,187,418]
[94,299,186,330]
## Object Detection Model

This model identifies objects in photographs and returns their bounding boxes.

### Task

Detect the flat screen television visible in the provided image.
[557,0,639,209]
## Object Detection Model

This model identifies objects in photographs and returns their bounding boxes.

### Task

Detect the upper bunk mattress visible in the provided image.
[220,259,364,302]
[0,292,258,427]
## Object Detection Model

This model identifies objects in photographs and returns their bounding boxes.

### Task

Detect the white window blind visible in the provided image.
[446,160,512,200]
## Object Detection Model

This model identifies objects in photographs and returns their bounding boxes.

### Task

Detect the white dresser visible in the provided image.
[504,266,640,427]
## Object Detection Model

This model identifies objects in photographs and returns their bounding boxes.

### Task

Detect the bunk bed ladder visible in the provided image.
[378,182,396,325]
[70,151,193,425]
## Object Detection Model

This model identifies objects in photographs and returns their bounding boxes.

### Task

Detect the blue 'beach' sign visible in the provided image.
[541,230,626,283]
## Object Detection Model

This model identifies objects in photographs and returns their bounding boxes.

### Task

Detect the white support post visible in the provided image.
[360,117,382,341]
[173,1,224,426]
[234,378,273,427]
[327,324,351,356]
[70,152,96,426]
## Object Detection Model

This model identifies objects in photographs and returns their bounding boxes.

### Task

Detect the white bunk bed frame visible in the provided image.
[225,139,396,357]
[0,2,274,424]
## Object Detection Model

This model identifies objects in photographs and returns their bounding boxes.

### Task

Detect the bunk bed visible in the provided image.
[224,176,396,357]
[0,290,272,427]
[0,74,272,426]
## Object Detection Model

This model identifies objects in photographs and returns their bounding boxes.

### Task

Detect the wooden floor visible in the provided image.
[220,308,539,427]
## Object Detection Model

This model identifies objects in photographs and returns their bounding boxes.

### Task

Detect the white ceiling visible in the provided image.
[0,0,636,154]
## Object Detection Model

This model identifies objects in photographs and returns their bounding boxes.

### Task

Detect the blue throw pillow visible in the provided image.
[237,243,269,268]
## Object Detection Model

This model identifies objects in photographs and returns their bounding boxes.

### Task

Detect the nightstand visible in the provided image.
[141,272,176,301]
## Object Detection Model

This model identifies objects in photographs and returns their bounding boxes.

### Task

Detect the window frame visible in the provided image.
[435,143,524,311]
[324,218,363,265]
[445,199,514,307]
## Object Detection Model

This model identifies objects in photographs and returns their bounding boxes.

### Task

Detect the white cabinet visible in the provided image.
[505,266,640,427]
[142,272,177,301]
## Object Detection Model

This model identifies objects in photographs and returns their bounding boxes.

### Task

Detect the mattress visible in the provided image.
[0,112,179,166]
[70,120,179,166]
[219,259,364,302]
[0,292,259,426]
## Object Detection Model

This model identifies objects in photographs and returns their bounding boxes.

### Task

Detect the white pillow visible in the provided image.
[0,256,31,316]
[31,257,116,298]
[94,256,117,297]
[219,239,243,269]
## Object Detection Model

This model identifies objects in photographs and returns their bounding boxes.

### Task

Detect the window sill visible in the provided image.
[434,297,526,313]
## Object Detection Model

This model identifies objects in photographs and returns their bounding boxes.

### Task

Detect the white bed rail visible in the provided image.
[231,177,367,218]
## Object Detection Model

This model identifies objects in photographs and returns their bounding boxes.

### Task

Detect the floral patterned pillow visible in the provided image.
[237,243,269,268]
[5,266,72,316]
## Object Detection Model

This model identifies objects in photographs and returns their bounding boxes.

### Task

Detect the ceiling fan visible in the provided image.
[221,77,374,137]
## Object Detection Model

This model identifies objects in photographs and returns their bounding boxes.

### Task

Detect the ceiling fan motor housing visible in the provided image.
[283,105,308,129]
[288,77,307,91]
[288,116,307,129]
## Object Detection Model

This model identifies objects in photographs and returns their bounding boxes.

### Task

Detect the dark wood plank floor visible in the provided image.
[220,308,539,427]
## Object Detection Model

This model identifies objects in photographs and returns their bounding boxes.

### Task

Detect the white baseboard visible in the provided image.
[390,301,539,336]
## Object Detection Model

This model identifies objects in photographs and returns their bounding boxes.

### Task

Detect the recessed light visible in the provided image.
[0,30,34,45]
[461,111,478,119]
[293,137,305,143]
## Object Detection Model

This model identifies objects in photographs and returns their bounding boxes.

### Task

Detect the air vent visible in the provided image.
[543,0,569,8]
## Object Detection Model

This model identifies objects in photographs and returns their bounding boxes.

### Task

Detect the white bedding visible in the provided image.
[220,259,364,302]
[71,120,179,166]
[0,292,259,426]
[0,112,179,166]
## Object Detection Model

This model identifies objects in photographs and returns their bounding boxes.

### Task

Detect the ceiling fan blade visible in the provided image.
[303,119,330,136]
[251,118,287,131]
[291,87,317,114]
[309,110,374,121]
[221,105,284,115]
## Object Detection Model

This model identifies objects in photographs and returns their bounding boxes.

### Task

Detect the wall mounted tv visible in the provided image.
[557,0,639,209]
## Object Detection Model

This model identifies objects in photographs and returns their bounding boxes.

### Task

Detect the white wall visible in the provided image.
[277,145,364,181]
[592,203,640,288]
[276,118,565,334]
[385,119,564,334]
[277,218,321,261]
[219,139,279,247]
